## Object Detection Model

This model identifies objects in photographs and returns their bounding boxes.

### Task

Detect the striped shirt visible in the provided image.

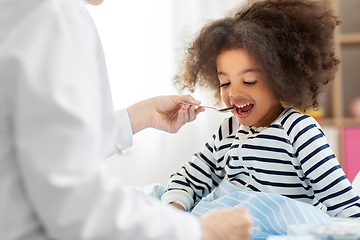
[162,108,360,218]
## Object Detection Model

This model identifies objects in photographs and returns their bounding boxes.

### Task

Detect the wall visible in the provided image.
[88,0,243,186]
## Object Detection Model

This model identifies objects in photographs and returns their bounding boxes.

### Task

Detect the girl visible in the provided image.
[161,0,360,218]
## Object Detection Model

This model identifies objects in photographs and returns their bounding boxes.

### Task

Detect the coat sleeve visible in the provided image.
[114,108,134,152]
[10,0,201,239]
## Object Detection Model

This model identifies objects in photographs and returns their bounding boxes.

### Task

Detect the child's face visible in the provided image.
[217,48,283,127]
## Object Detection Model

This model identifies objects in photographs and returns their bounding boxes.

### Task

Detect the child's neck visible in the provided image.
[252,105,285,128]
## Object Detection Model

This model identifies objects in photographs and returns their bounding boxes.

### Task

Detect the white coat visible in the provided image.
[0,0,201,239]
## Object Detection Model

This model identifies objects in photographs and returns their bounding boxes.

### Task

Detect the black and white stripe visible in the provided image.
[162,108,360,217]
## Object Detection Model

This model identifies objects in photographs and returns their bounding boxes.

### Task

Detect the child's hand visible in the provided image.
[127,95,205,134]
[169,202,185,211]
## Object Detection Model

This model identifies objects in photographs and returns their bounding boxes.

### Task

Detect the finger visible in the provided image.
[195,106,205,114]
[236,225,253,240]
[169,106,187,133]
[178,94,201,106]
[176,104,190,126]
[187,105,198,122]
[234,209,253,240]
[182,104,190,122]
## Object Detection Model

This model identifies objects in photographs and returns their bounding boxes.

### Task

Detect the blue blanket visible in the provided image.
[134,180,330,240]
[191,180,330,239]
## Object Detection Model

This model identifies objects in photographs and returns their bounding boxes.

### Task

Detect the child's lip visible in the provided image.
[231,102,254,115]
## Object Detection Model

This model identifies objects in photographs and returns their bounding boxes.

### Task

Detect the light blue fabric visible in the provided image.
[190,180,331,240]
[135,180,331,240]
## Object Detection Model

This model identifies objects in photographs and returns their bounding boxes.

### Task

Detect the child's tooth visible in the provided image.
[240,103,249,108]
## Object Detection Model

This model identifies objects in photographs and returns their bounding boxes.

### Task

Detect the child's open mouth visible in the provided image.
[235,103,254,115]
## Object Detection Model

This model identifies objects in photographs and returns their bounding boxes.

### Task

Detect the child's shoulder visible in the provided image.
[215,115,240,139]
[273,108,322,138]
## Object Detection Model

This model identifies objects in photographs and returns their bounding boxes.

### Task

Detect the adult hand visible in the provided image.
[199,208,253,240]
[127,95,205,134]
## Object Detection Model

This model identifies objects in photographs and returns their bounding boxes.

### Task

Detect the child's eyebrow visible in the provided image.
[217,69,261,76]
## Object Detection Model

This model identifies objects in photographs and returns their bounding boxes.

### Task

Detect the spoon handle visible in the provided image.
[178,101,235,112]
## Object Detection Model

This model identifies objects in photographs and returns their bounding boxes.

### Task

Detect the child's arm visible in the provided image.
[161,144,225,211]
[161,118,234,210]
[294,118,360,217]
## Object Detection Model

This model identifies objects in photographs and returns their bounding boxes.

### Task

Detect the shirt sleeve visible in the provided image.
[10,0,202,239]
[162,119,229,211]
[293,117,360,218]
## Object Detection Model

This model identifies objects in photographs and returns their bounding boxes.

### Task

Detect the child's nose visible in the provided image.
[229,84,245,98]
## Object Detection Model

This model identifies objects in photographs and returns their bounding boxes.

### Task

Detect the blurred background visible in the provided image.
[87,0,244,187]
[87,0,360,186]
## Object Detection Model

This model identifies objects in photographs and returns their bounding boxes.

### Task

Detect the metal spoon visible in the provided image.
[178,101,236,113]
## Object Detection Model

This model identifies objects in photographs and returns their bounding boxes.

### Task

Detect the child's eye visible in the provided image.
[244,81,257,85]
[220,82,230,88]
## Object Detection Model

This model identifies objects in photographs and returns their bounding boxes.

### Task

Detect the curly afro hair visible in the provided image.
[173,0,341,111]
